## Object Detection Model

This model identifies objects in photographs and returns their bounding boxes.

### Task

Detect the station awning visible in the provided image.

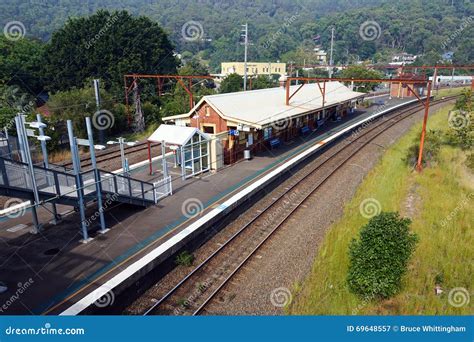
[148,124,210,146]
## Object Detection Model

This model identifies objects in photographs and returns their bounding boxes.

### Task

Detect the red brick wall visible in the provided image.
[390,83,424,98]
[189,102,228,134]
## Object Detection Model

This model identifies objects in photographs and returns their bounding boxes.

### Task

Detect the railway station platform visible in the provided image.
[0,96,420,315]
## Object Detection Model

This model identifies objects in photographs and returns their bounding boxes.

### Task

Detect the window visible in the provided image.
[203,125,215,134]
[182,132,210,179]
[263,127,272,140]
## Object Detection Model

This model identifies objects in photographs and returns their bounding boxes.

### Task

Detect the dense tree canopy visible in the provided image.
[43,10,178,93]
[0,36,45,95]
[1,0,472,71]
[340,66,384,92]
[220,73,244,93]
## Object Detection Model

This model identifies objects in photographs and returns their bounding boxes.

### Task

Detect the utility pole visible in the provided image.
[93,79,104,144]
[242,23,249,91]
[329,27,335,79]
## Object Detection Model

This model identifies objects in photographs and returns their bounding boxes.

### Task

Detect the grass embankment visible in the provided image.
[434,86,470,100]
[290,104,473,315]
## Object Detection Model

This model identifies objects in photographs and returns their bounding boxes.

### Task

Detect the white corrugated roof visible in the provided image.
[163,82,365,128]
[148,124,209,145]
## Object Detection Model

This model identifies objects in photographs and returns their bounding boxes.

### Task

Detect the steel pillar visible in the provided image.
[67,120,91,243]
[148,141,152,175]
[416,82,432,172]
[86,117,107,234]
[37,114,59,224]
[17,115,41,233]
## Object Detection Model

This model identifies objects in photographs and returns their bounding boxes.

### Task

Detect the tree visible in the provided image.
[347,212,418,299]
[0,36,45,95]
[251,75,275,90]
[43,10,178,94]
[340,66,384,93]
[220,73,243,93]
[45,81,125,151]
[161,59,216,117]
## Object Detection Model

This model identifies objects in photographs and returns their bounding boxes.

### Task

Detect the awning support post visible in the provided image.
[148,141,152,175]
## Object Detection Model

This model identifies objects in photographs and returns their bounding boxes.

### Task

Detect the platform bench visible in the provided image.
[300,126,310,135]
[269,138,281,149]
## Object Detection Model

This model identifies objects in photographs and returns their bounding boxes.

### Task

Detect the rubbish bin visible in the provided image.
[244,149,252,160]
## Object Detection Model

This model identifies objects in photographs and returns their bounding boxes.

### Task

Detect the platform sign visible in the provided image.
[26,129,37,137]
[76,138,91,147]
[228,129,239,136]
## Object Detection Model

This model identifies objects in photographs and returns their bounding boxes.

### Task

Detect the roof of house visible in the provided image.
[147,124,210,145]
[163,82,365,129]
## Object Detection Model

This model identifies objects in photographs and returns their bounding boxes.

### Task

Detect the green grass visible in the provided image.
[289,104,473,315]
[434,86,470,100]
[122,122,159,142]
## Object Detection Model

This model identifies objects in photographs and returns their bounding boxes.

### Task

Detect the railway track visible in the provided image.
[141,96,457,316]
[63,92,460,171]
[62,141,160,170]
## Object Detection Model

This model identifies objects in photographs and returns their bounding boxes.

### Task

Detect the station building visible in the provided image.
[389,73,427,98]
[221,62,287,77]
[163,82,365,166]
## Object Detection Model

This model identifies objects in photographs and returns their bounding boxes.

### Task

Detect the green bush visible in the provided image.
[347,212,418,299]
[445,90,473,150]
[175,251,195,267]
[404,130,442,168]
[466,153,474,172]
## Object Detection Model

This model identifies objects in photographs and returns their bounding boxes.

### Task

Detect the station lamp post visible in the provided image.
[107,138,137,177]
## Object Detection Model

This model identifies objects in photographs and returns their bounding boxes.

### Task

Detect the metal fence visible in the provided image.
[153,176,172,203]
[0,156,157,205]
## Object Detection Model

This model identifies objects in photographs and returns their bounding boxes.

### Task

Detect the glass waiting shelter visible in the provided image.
[147,124,211,180]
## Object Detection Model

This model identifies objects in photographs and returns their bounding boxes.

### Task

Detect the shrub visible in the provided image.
[445,89,473,150]
[175,251,195,267]
[347,212,418,299]
[466,153,474,172]
[404,130,442,168]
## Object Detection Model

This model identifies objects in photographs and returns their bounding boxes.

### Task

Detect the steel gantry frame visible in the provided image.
[399,65,474,91]
[284,76,434,171]
[124,74,215,126]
